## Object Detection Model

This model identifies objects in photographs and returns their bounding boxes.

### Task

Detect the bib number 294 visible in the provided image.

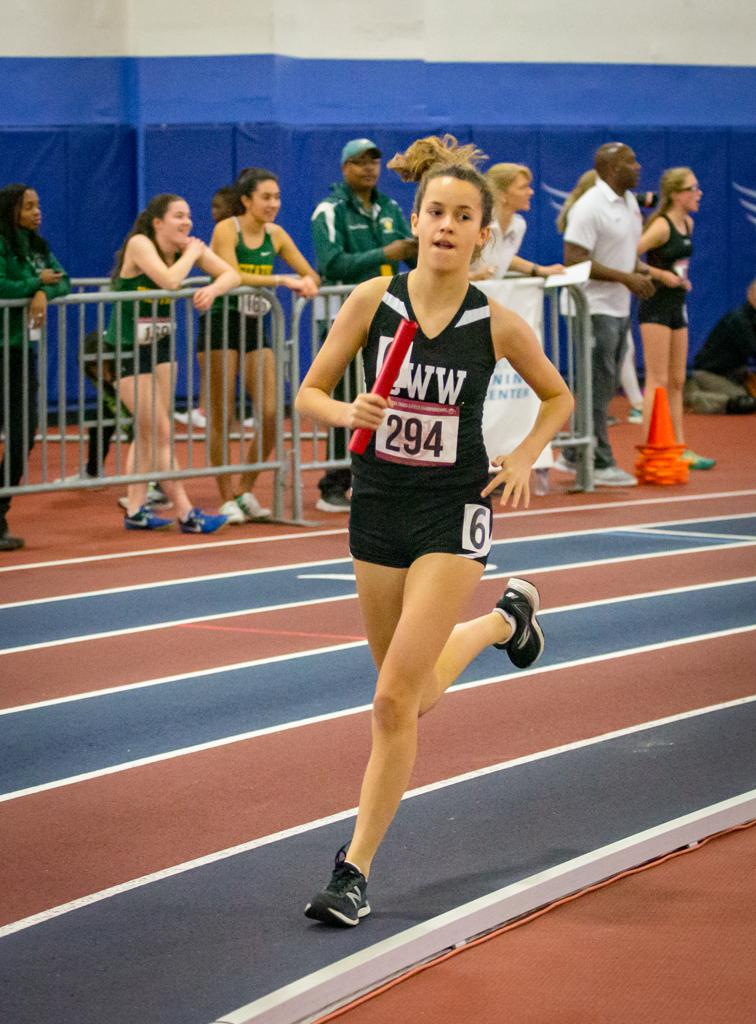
[375,396,459,466]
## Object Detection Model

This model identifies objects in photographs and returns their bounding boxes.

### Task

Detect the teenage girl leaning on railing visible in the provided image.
[105,193,240,533]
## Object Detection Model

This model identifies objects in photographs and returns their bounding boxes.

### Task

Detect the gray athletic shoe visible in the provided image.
[593,465,638,487]
[305,845,370,927]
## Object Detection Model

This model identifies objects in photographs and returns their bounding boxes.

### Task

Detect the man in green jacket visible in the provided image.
[310,138,417,511]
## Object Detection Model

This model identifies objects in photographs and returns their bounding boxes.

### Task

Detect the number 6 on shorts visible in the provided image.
[462,504,492,558]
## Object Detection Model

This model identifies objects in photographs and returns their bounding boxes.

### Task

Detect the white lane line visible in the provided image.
[631,526,756,542]
[297,573,356,581]
[462,543,756,586]
[2,622,754,805]
[0,555,350,611]
[3,543,755,658]
[2,488,754,575]
[2,693,753,938]
[2,511,754,611]
[0,527,350,574]
[0,641,368,717]
[2,576,754,716]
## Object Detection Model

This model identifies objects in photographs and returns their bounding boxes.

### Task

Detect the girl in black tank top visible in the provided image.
[295,136,573,925]
[638,213,692,321]
[637,167,714,470]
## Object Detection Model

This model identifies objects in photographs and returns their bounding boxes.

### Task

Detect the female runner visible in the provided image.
[296,136,573,926]
[637,167,714,468]
[106,193,239,532]
[202,167,320,522]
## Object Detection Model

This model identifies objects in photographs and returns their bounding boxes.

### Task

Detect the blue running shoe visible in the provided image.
[179,508,228,534]
[124,504,173,531]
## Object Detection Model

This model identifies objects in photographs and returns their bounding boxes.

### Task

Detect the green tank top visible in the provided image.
[105,271,174,352]
[214,219,276,315]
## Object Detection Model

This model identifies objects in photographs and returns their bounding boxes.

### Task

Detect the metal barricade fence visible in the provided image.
[0,286,293,521]
[288,280,595,520]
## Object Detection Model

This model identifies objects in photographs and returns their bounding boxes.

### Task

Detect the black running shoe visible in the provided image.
[304,846,370,927]
[493,577,544,669]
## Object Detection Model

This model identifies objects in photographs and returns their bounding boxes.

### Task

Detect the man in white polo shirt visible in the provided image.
[560,143,655,486]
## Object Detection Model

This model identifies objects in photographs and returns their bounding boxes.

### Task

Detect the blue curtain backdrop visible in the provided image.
[2,122,754,405]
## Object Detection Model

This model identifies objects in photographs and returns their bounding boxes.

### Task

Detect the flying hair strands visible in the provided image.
[387,134,488,182]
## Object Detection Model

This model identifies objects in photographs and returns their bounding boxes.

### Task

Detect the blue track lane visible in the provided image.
[1,702,754,1024]
[1,517,754,650]
[2,580,755,795]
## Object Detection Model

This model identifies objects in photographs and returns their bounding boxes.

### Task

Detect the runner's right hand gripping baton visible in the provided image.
[348,318,419,455]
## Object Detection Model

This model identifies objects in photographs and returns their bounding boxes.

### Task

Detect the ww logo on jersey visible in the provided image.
[376,335,467,405]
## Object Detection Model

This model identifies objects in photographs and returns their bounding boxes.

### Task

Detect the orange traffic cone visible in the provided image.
[634,387,689,485]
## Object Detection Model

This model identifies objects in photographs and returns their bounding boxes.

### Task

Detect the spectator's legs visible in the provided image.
[640,323,688,444]
[201,348,241,503]
[684,370,748,414]
[0,348,38,531]
[619,329,643,409]
[118,365,193,518]
[238,347,276,494]
[86,422,116,478]
[591,315,628,469]
[317,358,358,499]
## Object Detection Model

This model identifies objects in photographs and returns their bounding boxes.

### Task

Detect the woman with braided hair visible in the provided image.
[296,135,573,926]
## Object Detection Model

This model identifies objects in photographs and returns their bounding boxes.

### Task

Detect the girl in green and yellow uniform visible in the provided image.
[107,193,239,533]
[202,168,320,523]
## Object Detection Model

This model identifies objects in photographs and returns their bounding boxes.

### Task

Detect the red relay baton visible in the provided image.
[348,318,419,455]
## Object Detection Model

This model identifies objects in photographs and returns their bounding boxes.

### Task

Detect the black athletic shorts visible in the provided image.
[198,310,272,353]
[638,287,688,330]
[117,336,173,378]
[349,482,493,569]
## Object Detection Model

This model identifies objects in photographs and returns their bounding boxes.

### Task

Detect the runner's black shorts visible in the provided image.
[116,337,173,378]
[638,287,688,330]
[198,310,272,352]
[349,481,493,569]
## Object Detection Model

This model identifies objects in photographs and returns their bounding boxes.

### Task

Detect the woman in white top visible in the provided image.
[471,163,563,280]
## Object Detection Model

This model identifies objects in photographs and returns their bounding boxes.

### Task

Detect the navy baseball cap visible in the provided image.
[341,138,382,164]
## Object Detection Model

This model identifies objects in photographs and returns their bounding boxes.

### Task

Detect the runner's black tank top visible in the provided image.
[645,214,692,274]
[351,273,497,493]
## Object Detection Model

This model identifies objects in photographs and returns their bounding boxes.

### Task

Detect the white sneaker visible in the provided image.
[118,483,174,511]
[174,408,207,428]
[220,500,247,524]
[236,491,271,520]
[146,482,173,510]
[593,465,638,487]
[553,455,577,477]
[315,491,351,513]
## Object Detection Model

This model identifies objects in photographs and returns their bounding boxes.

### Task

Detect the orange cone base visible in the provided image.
[635,444,689,485]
